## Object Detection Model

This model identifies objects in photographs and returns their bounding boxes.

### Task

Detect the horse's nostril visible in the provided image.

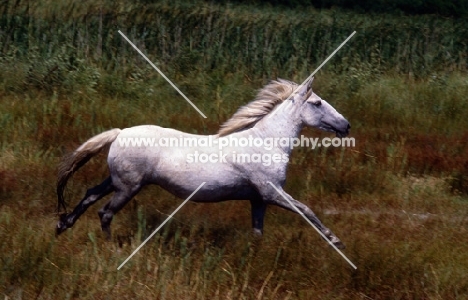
[347,123,351,130]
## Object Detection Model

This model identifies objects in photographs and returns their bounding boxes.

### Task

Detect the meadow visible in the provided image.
[1,0,468,299]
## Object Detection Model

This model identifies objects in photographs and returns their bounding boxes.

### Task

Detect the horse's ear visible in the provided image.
[297,79,310,97]
[297,76,313,99]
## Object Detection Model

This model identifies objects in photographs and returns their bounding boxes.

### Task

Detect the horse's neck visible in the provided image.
[250,103,303,153]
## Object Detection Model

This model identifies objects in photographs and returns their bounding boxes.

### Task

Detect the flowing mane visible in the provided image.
[218,79,299,136]
[56,74,350,250]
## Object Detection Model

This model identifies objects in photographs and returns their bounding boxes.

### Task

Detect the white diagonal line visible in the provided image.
[118,30,207,118]
[267,181,357,269]
[270,31,356,118]
[117,182,206,270]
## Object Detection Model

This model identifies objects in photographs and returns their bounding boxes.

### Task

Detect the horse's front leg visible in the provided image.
[250,199,267,236]
[257,182,345,249]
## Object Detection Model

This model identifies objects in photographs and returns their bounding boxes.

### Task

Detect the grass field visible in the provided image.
[1,0,468,299]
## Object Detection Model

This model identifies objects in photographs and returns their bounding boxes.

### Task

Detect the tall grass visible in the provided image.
[1,0,467,84]
[1,0,468,298]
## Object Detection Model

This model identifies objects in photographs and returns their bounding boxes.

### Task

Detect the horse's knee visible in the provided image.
[98,208,113,225]
[98,207,105,219]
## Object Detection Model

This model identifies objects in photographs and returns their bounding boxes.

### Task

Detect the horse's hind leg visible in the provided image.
[56,177,113,236]
[98,184,142,240]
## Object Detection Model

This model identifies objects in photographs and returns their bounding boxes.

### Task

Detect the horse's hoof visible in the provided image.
[333,241,346,250]
[56,222,67,236]
[56,213,69,236]
[328,235,346,250]
[252,228,263,237]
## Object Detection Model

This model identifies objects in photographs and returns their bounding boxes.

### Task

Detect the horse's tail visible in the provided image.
[57,128,121,213]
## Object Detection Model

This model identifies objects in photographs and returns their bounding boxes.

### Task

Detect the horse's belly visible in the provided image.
[153,165,254,201]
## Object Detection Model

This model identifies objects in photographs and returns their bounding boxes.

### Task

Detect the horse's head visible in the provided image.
[294,78,350,137]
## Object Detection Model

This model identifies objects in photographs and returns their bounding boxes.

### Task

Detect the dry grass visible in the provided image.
[2,74,468,298]
[1,0,468,298]
[1,174,468,299]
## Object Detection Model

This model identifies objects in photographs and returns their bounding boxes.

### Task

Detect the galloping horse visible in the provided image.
[56,78,350,249]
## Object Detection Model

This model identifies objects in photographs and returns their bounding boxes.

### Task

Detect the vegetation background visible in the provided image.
[1,0,468,298]
[228,0,468,17]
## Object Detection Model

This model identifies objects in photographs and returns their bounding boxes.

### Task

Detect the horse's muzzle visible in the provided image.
[336,122,350,138]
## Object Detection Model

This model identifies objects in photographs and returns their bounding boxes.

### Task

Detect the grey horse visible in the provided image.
[56,77,350,249]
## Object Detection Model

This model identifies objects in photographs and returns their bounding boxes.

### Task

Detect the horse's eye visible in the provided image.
[313,101,322,107]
